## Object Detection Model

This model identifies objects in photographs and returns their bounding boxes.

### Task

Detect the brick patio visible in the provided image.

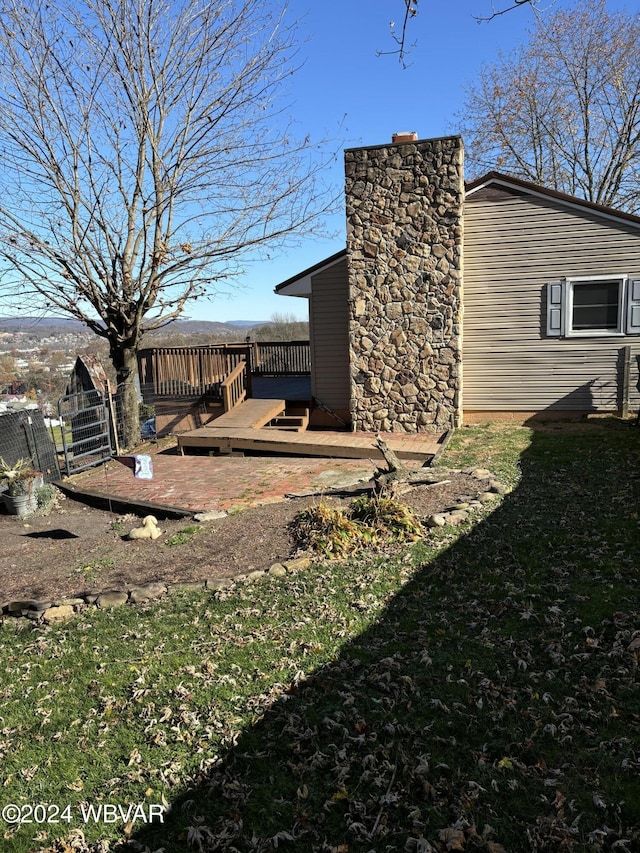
[66,439,380,515]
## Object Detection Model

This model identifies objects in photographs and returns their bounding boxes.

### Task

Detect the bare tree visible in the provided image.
[386,0,550,65]
[457,0,640,212]
[253,312,309,341]
[0,0,335,446]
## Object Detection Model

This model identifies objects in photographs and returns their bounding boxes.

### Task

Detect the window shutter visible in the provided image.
[546,281,565,336]
[626,278,640,334]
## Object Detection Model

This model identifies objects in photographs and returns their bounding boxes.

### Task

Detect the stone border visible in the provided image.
[413,465,511,528]
[1,467,510,625]
[1,555,315,625]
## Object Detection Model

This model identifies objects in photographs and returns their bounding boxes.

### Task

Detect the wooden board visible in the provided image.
[201,398,286,430]
[178,426,443,461]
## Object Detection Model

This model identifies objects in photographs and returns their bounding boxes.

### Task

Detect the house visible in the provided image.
[275,133,640,430]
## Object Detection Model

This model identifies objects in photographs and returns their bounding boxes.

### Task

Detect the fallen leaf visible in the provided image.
[439,827,465,850]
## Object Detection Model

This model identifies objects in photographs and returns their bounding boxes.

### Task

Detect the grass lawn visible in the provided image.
[1,419,639,852]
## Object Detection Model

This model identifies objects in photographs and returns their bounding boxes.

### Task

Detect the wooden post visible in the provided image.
[621,345,631,418]
[245,345,254,399]
[106,382,121,456]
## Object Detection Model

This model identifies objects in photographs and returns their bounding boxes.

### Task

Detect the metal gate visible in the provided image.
[57,389,113,476]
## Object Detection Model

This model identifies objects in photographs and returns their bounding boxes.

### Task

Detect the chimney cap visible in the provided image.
[392,131,418,144]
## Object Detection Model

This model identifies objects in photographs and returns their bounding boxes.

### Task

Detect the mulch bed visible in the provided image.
[0,473,482,605]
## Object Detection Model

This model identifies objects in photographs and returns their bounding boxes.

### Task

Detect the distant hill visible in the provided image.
[0,317,91,334]
[0,316,267,339]
[146,319,266,336]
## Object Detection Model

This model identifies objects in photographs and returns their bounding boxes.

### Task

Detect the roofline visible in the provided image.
[466,171,640,229]
[276,173,640,296]
[274,249,347,295]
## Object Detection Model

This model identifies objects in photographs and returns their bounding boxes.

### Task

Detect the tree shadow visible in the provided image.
[130,416,640,852]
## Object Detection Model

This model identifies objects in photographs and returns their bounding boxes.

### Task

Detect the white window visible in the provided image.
[569,276,624,335]
[546,276,640,337]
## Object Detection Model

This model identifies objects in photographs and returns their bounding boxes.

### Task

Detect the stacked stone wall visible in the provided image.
[345,135,464,432]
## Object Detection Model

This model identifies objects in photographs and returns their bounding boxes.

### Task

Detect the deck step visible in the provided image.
[265,408,310,433]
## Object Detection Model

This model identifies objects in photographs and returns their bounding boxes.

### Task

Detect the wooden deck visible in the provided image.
[178,422,446,461]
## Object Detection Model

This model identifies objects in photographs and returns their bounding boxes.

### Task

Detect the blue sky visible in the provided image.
[206,0,571,322]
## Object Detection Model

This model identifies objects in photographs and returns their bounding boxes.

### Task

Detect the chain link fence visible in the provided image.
[0,408,60,482]
[57,388,113,476]
[56,378,156,476]
[1,360,156,489]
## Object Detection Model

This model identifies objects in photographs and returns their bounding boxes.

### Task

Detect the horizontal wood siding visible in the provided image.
[463,193,640,412]
[309,258,351,413]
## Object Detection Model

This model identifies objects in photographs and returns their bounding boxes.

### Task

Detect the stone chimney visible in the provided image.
[345,135,464,432]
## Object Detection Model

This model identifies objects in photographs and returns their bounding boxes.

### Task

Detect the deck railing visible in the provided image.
[138,345,252,401]
[221,361,247,412]
[250,341,311,376]
[138,341,310,402]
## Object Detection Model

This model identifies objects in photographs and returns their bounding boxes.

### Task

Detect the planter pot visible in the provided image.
[1,473,42,517]
[3,492,31,518]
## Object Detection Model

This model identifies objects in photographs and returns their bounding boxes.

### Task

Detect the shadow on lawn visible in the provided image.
[131,419,640,853]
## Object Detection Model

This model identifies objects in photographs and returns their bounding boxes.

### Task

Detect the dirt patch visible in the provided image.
[0,473,483,605]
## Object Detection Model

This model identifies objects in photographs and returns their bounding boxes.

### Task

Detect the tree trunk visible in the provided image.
[373,434,411,496]
[111,343,140,450]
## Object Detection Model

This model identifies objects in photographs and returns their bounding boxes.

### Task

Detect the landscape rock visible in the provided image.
[284,555,313,572]
[169,581,205,595]
[193,510,227,522]
[43,605,75,623]
[246,570,267,583]
[129,582,167,603]
[7,600,37,613]
[466,467,494,479]
[2,460,510,624]
[205,578,233,591]
[53,598,86,608]
[30,599,53,612]
[446,510,469,525]
[96,591,129,609]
